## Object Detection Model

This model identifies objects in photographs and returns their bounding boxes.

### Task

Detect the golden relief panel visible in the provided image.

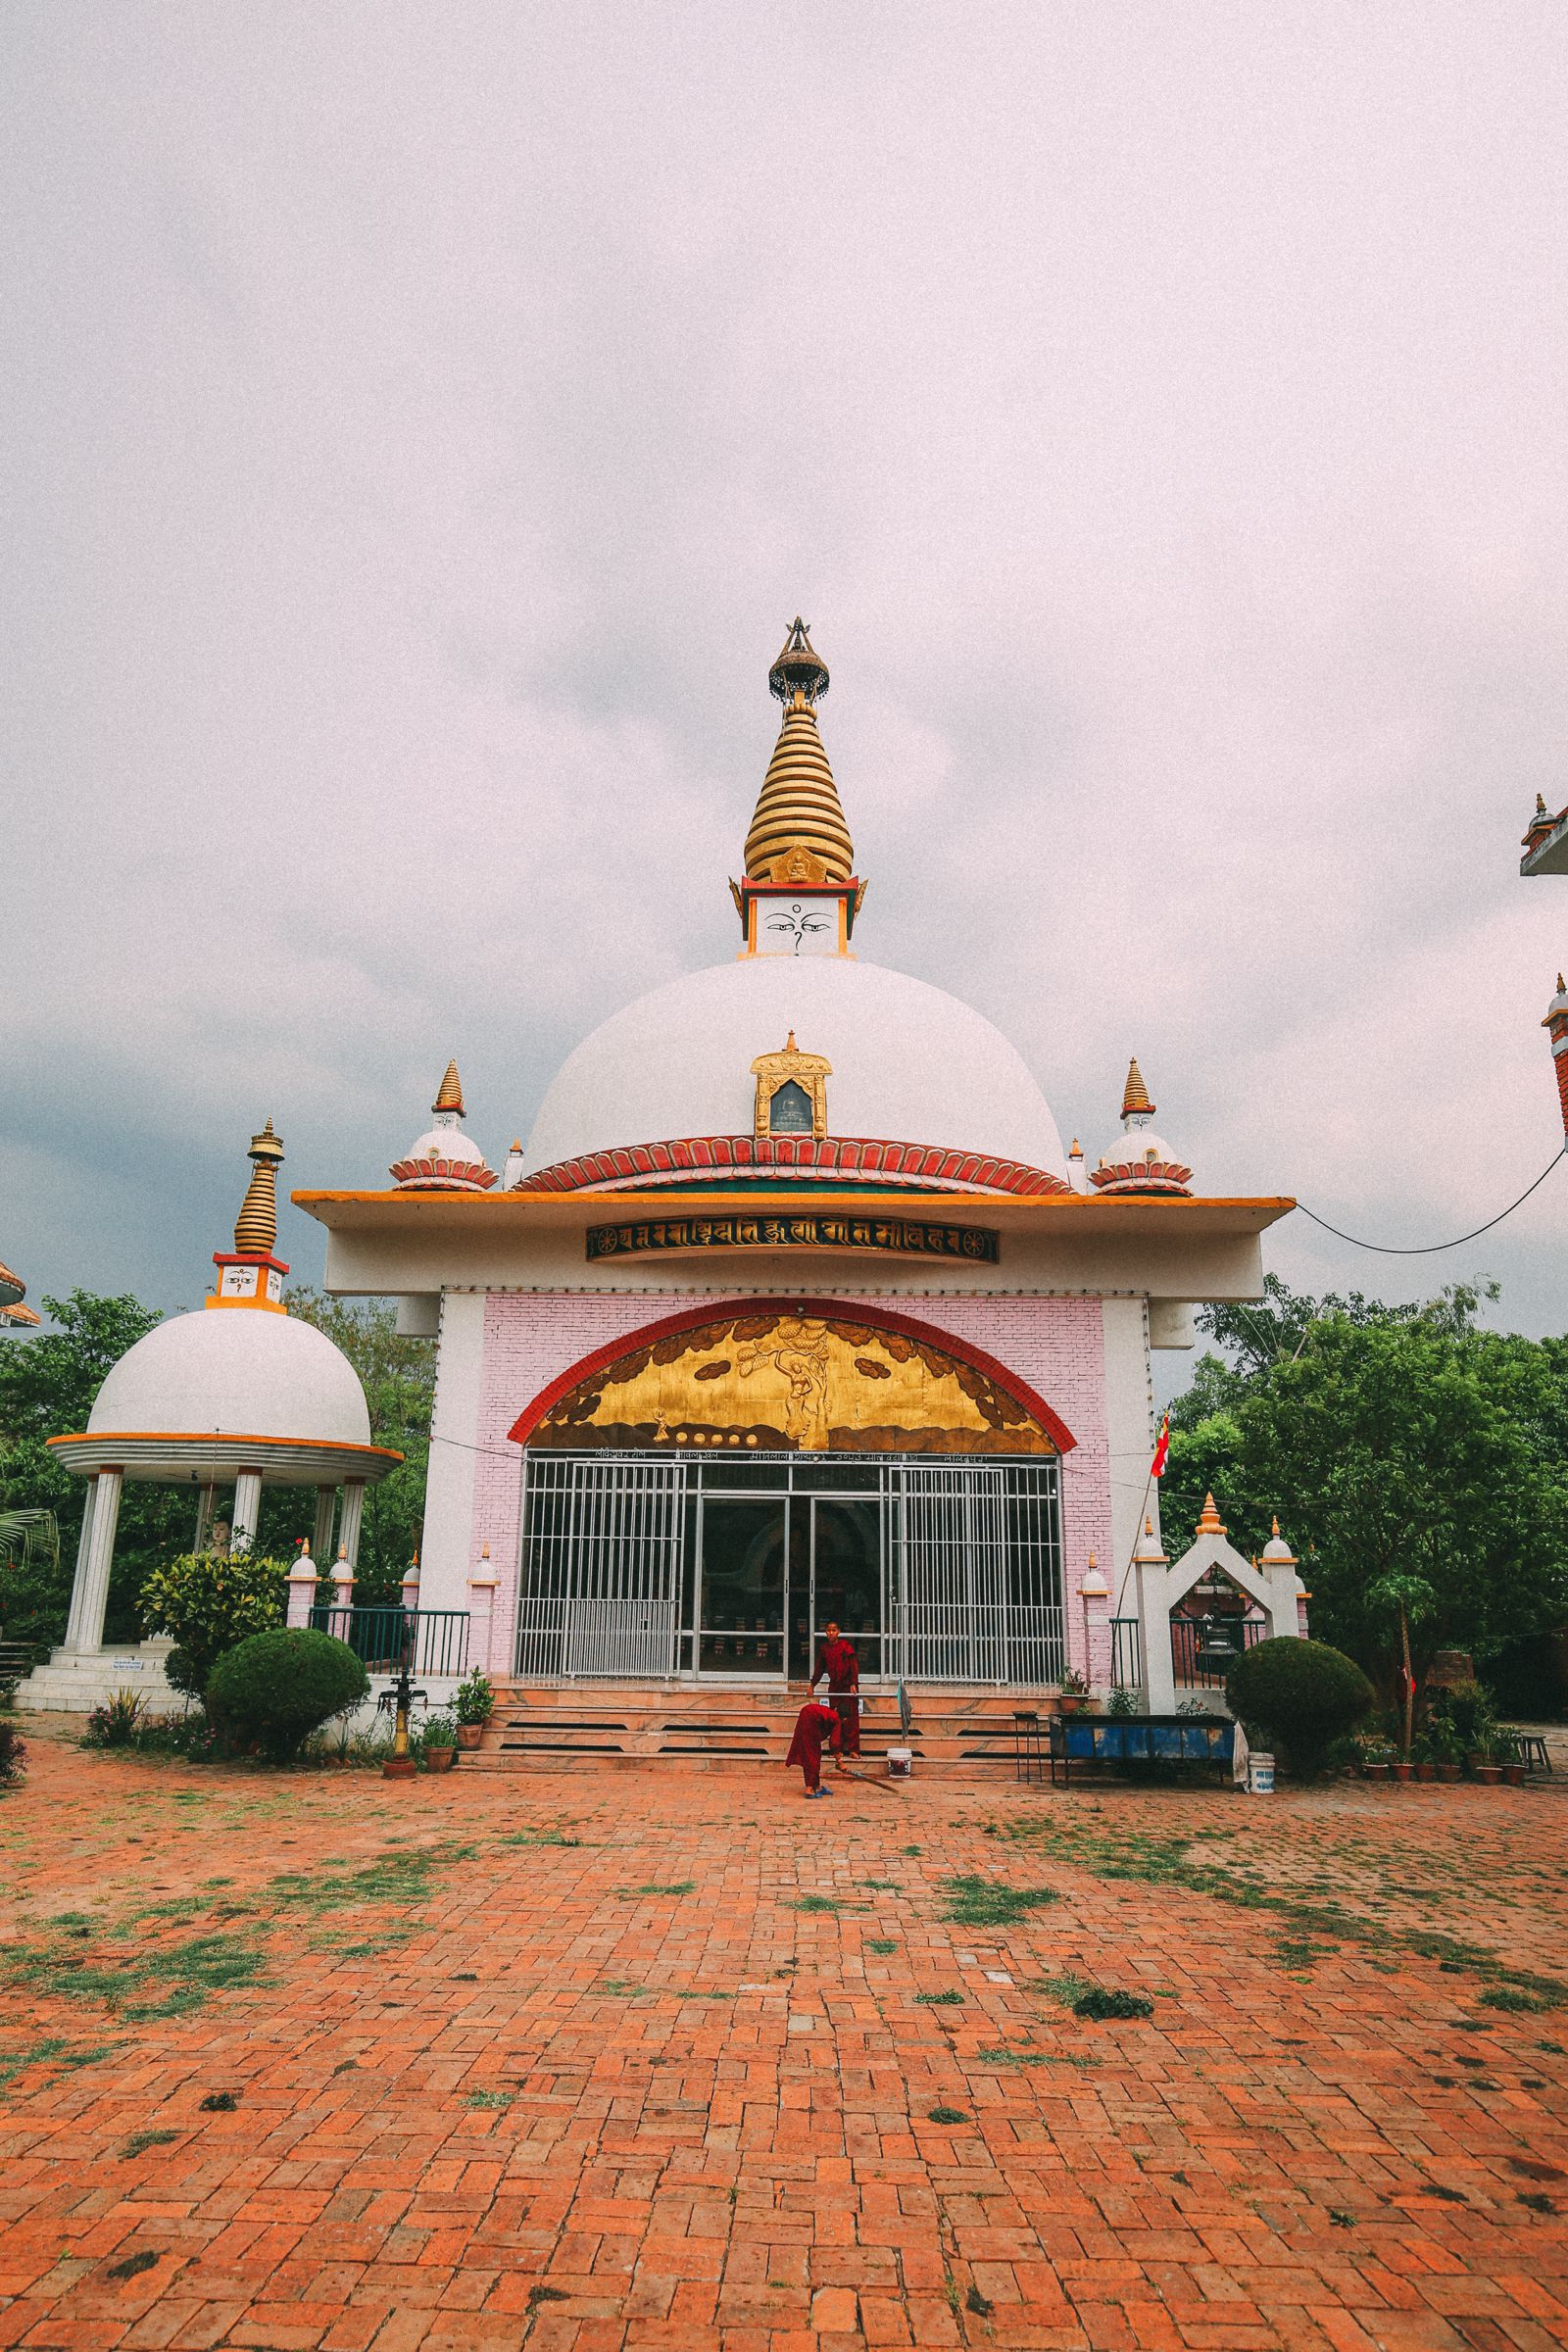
[531,1311,1056,1456]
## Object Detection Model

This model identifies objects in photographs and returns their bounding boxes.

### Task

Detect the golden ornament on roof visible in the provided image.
[743,620,855,885]
[433,1059,465,1115]
[233,1120,284,1255]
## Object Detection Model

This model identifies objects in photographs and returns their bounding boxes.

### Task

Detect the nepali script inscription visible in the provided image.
[585,1214,1000,1265]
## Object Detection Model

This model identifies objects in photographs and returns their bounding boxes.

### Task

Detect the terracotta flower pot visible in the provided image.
[1502,1764,1525,1787]
[1056,1693,1085,1716]
[1363,1763,1390,1780]
[1474,1764,1502,1786]
[457,1723,485,1750]
[1414,1762,1435,1783]
[1436,1762,1461,1783]
[1392,1762,1414,1783]
[424,1746,456,1774]
[382,1756,416,1781]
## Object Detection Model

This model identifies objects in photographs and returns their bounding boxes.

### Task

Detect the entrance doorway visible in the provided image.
[516,1450,1064,1685]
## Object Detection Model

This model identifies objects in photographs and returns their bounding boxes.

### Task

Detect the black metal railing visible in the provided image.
[1110,1617,1141,1690]
[1169,1613,1265,1689]
[309,1605,469,1678]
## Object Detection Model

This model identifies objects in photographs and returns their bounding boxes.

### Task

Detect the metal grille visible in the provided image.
[516,1455,687,1677]
[516,1448,1063,1686]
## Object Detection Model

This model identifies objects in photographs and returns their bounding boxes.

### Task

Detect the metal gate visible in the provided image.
[515,1454,687,1677]
[515,1449,1063,1685]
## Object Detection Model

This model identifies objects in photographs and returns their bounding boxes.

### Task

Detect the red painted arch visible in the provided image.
[507,1297,1078,1455]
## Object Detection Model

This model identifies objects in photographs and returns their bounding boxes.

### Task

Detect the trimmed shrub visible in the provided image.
[1225,1637,1374,1776]
[140,1551,288,1700]
[208,1629,368,1764]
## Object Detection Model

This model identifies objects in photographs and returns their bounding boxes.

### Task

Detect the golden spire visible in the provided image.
[433,1059,465,1115]
[1121,1057,1154,1120]
[233,1120,284,1255]
[743,620,855,885]
[1197,1492,1226,1535]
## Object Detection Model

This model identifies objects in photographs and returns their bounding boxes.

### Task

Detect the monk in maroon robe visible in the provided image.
[786,1699,842,1796]
[811,1622,860,1765]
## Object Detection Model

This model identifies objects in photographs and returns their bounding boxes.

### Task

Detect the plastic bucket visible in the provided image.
[887,1746,912,1780]
[1247,1752,1275,1795]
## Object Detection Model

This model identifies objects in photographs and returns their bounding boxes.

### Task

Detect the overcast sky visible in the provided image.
[5,2,1568,1355]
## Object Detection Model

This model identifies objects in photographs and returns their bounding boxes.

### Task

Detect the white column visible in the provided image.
[63,1478,100,1651]
[286,1544,319,1631]
[193,1480,216,1554]
[231,1468,263,1555]
[419,1292,484,1618]
[1132,1525,1177,1716]
[66,1468,122,1654]
[312,1487,337,1565]
[338,1481,366,1572]
[468,1544,497,1675]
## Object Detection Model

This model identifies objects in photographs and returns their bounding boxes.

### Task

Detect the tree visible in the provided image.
[278,1289,433,1604]
[1163,1279,1568,1698]
[139,1550,289,1700]
[0,1293,192,1648]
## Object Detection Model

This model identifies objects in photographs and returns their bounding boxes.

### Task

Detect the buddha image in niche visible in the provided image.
[761,899,835,955]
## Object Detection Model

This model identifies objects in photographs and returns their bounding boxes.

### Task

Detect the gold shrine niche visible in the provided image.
[528,1310,1058,1456]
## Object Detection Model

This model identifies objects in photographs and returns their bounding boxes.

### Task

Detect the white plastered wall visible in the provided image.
[418,1291,485,1620]
[1102,1298,1160,1618]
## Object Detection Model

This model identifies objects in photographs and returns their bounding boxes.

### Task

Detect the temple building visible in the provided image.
[297,622,1294,1699]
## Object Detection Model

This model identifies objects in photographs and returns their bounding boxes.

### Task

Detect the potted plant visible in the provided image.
[1410,1734,1436,1784]
[421,1712,458,1774]
[453,1669,496,1751]
[1498,1735,1526,1788]
[1361,1739,1395,1782]
[1429,1724,1463,1782]
[1471,1732,1503,1786]
[1055,1668,1091,1717]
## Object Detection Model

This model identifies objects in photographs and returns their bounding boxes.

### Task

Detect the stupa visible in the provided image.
[18,1125,401,1711]
[297,624,1295,1700]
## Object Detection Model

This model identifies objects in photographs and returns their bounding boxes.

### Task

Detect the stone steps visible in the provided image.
[465,1679,1061,1776]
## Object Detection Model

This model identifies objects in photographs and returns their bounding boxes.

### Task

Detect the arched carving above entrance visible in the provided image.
[510,1299,1076,1457]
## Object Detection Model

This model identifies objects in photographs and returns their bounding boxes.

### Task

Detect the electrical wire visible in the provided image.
[1294,1146,1566,1255]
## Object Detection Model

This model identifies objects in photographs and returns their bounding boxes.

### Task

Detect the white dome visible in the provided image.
[523,956,1067,1181]
[404,1122,487,1167]
[88,1310,372,1447]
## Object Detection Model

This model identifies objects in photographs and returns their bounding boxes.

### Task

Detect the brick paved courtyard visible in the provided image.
[2,1731,1566,2351]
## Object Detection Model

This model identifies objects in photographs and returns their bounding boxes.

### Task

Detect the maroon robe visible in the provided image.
[812,1638,861,1756]
[786,1700,842,1790]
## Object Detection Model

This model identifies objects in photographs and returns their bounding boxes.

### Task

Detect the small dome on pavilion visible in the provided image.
[391,1060,497,1192]
[1090,1057,1194,1197]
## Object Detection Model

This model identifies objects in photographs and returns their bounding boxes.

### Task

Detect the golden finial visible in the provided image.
[1271,1515,1281,1537]
[1144,1516,1153,1537]
[1197,1492,1226,1535]
[1121,1058,1154,1120]
[233,1120,284,1255]
[744,620,855,885]
[1539,794,1551,816]
[433,1060,464,1115]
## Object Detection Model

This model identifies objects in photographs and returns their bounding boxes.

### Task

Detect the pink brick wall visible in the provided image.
[471,1290,1113,1678]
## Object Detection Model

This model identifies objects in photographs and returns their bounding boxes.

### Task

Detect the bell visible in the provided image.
[1194,1613,1241,1675]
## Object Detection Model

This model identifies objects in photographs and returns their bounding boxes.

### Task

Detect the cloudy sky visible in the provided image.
[5,2,1568,1350]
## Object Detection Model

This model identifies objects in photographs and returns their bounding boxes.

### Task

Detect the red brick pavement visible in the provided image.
[1,1729,1566,2350]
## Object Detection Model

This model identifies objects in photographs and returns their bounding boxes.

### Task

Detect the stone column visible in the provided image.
[63,1478,100,1652]
[312,1487,337,1567]
[192,1480,217,1554]
[468,1544,497,1676]
[65,1468,122,1654]
[338,1481,366,1572]
[286,1543,319,1631]
[1132,1517,1177,1715]
[1077,1554,1112,1693]
[231,1468,263,1556]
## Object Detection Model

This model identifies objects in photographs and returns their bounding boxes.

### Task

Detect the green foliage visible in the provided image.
[1164,1276,1568,1691]
[139,1551,288,1699]
[0,1720,25,1787]
[1072,1986,1154,2021]
[1225,1637,1374,1774]
[279,1289,434,1602]
[941,1875,1059,1927]
[0,1292,191,1645]
[207,1628,368,1763]
[82,1690,146,1747]
[453,1669,495,1726]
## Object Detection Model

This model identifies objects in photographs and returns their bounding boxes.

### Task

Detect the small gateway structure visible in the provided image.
[294,623,1299,1736]
[18,1127,400,1712]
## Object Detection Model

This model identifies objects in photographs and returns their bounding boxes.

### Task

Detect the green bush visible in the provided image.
[139,1551,288,1700]
[1225,1637,1374,1776]
[208,1629,368,1764]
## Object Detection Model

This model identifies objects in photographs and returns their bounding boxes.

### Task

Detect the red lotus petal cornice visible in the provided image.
[517,1133,1072,1199]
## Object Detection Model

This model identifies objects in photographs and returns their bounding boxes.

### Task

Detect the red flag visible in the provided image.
[1151,1411,1170,1479]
